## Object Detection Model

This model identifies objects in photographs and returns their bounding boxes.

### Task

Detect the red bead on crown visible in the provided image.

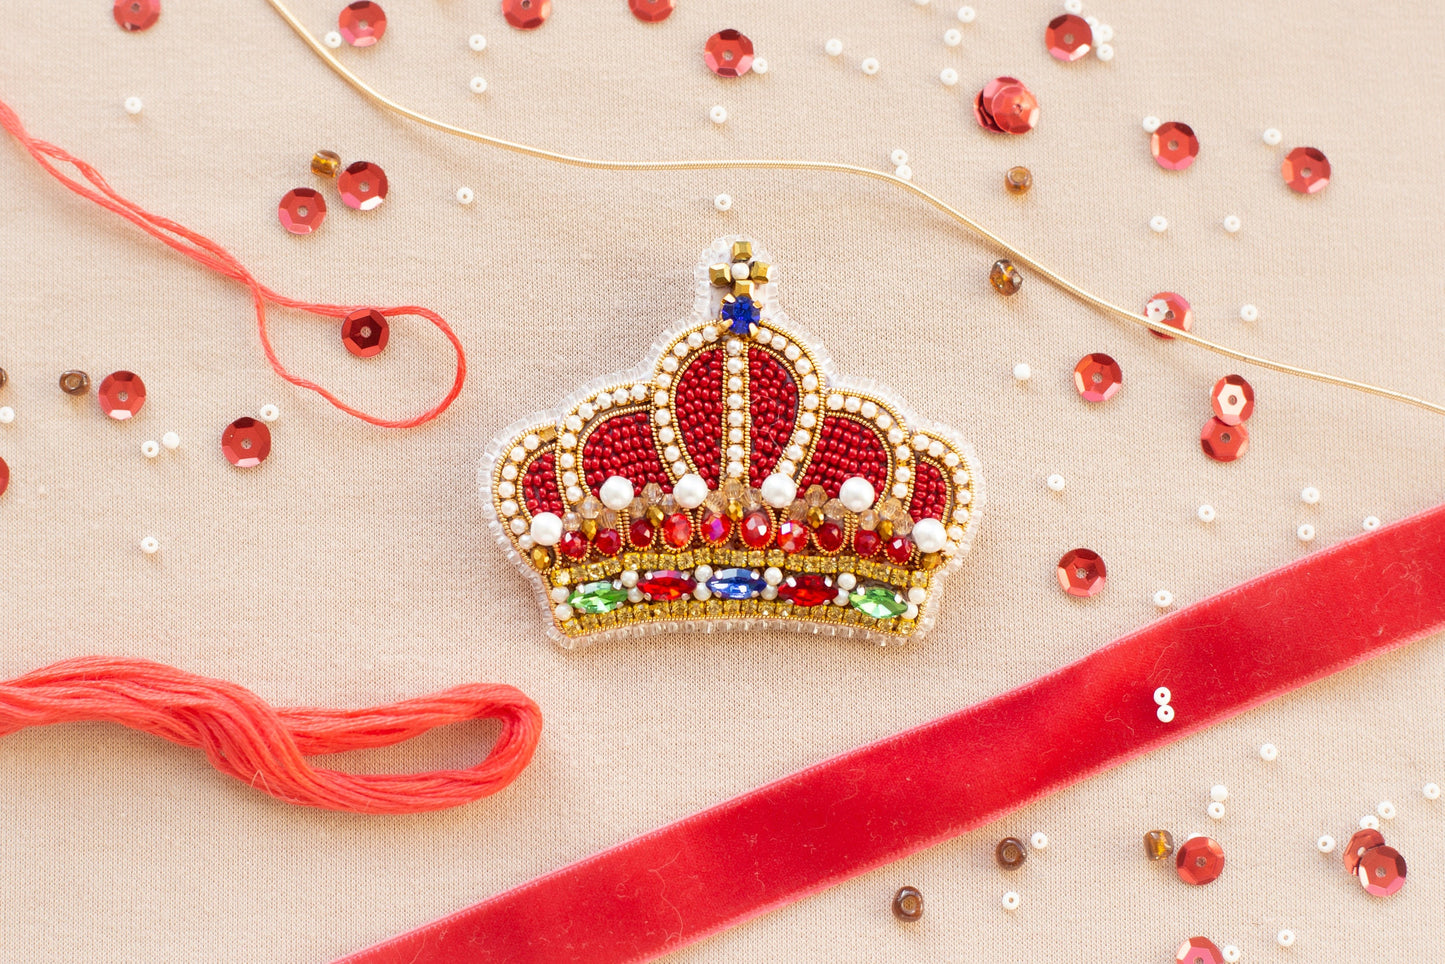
[480,237,983,648]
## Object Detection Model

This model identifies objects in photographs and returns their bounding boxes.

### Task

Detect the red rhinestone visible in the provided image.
[989,83,1040,135]
[777,574,834,608]
[1151,121,1200,171]
[1056,548,1106,597]
[337,161,388,211]
[221,417,272,468]
[1044,13,1092,61]
[815,521,845,552]
[1174,836,1225,886]
[594,528,622,557]
[0,456,8,498]
[740,510,773,549]
[704,29,754,77]
[1210,375,1255,426]
[776,519,810,553]
[338,1,387,46]
[884,535,913,565]
[629,0,674,22]
[1343,829,1386,875]
[1145,292,1193,340]
[502,0,551,29]
[341,308,390,358]
[113,0,160,32]
[96,371,146,420]
[700,511,732,545]
[854,528,881,557]
[637,571,695,601]
[629,518,655,548]
[1200,417,1249,462]
[1281,147,1330,195]
[559,531,588,559]
[662,512,693,549]
[1073,353,1123,402]
[1357,844,1406,897]
[278,188,327,235]
[1175,937,1224,964]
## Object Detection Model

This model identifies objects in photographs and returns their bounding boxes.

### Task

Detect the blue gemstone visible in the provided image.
[720,295,760,335]
[706,567,767,600]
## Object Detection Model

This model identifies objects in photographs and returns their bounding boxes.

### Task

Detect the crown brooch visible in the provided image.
[480,237,983,648]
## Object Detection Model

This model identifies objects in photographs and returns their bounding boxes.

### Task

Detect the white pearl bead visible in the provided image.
[139,536,159,554]
[469,33,487,51]
[1211,784,1229,802]
[860,57,880,75]
[943,28,962,46]
[1157,704,1175,723]
[1377,800,1396,820]
[599,476,635,511]
[825,38,843,56]
[124,96,144,115]
[1223,215,1242,233]
[470,76,488,94]
[1207,801,1225,820]
[1012,362,1032,382]
[1359,813,1379,830]
[1297,523,1315,542]
[1424,782,1441,800]
[751,57,769,74]
[940,67,959,86]
[1239,304,1259,322]
[620,570,639,588]
[894,164,912,181]
[324,30,343,48]
[1153,687,1171,706]
[1222,946,1241,963]
[1063,0,1082,12]
[1142,115,1162,133]
[709,104,728,124]
[1000,891,1020,911]
[456,186,475,205]
[1197,504,1216,523]
[693,585,712,602]
[1262,127,1283,146]
[713,193,732,212]
[1300,486,1320,505]
[672,473,709,510]
[1153,589,1174,609]
[1317,834,1336,853]
[1363,516,1381,531]
[912,518,947,554]
[760,473,797,509]
[141,440,161,458]
[1030,832,1048,849]
[1046,474,1066,492]
[1276,930,1295,948]
[1259,742,1278,761]
[957,6,976,23]
[890,148,909,167]
[763,567,784,586]
[0,406,13,424]
[1096,22,1114,42]
[1095,43,1113,61]
[549,586,570,604]
[258,404,280,422]
[1149,214,1169,233]
[553,603,574,621]
[838,477,876,513]
[530,512,563,547]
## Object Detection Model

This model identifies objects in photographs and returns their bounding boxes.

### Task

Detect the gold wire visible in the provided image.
[265,0,1445,419]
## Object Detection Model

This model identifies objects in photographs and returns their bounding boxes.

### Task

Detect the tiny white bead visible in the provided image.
[258,404,280,422]
[860,57,880,75]
[914,0,930,6]
[956,6,976,23]
[1262,127,1283,146]
[470,76,488,94]
[1223,215,1242,233]
[709,104,728,124]
[1297,523,1316,542]
[1424,782,1441,800]
[1207,801,1225,820]
[1046,474,1066,492]
[1363,516,1381,531]
[139,536,159,555]
[1013,362,1032,382]
[456,186,475,205]
[1085,15,1098,26]
[549,587,570,604]
[0,406,13,424]
[1317,834,1336,854]
[940,67,959,86]
[1377,800,1396,820]
[944,28,962,46]
[1153,686,1172,706]
[553,603,573,621]
[1153,589,1174,609]
[620,570,639,588]
[1197,504,1216,523]
[1030,832,1048,849]
[324,30,343,48]
[124,96,144,115]
[1211,784,1229,803]
[1222,947,1241,964]
[713,193,732,212]
[1299,486,1320,505]
[1096,22,1114,42]
[1142,115,1162,133]
[890,148,909,167]
[469,33,487,51]
[1063,0,1082,12]
[1157,704,1175,723]
[825,38,843,56]
[1239,304,1259,322]
[1276,929,1295,949]
[894,164,912,181]
[1095,43,1114,61]
[1149,214,1169,233]
[1359,813,1380,830]
[750,57,768,74]
[141,440,161,458]
[1000,891,1020,911]
[1259,742,1278,761]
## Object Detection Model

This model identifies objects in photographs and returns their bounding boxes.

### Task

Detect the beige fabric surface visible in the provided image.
[1,1,1443,961]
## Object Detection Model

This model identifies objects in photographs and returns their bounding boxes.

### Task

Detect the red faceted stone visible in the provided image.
[740,510,773,549]
[337,161,388,211]
[1281,146,1330,195]
[1145,291,1193,340]
[1210,374,1255,426]
[1343,829,1387,875]
[502,0,551,29]
[559,531,588,559]
[1073,353,1122,402]
[1200,417,1249,463]
[704,29,754,78]
[1175,937,1224,964]
[1357,844,1406,897]
[221,417,272,468]
[593,528,622,557]
[97,371,146,420]
[629,0,674,22]
[629,518,655,548]
[341,308,389,358]
[777,574,834,608]
[700,511,732,545]
[1044,13,1092,61]
[1175,836,1225,886]
[854,528,881,557]
[1151,121,1200,171]
[776,519,810,554]
[989,83,1040,135]
[0,456,8,498]
[113,0,160,32]
[884,535,913,565]
[662,512,693,548]
[278,188,327,235]
[1056,547,1106,597]
[637,570,695,601]
[338,2,387,46]
[815,520,845,553]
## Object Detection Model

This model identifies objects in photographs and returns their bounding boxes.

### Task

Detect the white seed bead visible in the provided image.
[1149,214,1169,233]
[1259,742,1278,761]
[709,104,728,124]
[713,193,732,212]
[825,38,843,56]
[1377,800,1396,820]
[1297,523,1316,542]
[0,406,13,424]
[890,148,909,167]
[258,404,280,422]
[124,96,144,115]
[1223,215,1242,233]
[1276,930,1295,949]
[1262,127,1283,146]
[1222,947,1241,964]
[944,28,962,46]
[1317,834,1336,853]
[940,67,959,86]
[141,440,161,458]
[1095,43,1113,61]
[1363,516,1381,531]
[324,30,343,48]
[860,57,880,75]
[1207,801,1225,820]
[750,57,769,74]
[1300,486,1320,505]
[1142,115,1162,133]
[894,164,912,181]
[1211,784,1229,803]
[1197,504,1216,523]
[1157,704,1175,723]
[1153,686,1172,706]
[470,76,488,94]
[456,186,475,205]
[1360,814,1380,830]
[1030,832,1048,849]
[1424,782,1441,800]
[1013,362,1032,382]
[1153,589,1174,609]
[1046,474,1066,492]
[1096,22,1114,42]
[957,6,976,23]
[469,33,487,51]
[139,536,159,554]
[1084,15,1098,26]
[1063,0,1082,12]
[1240,304,1259,322]
[1000,891,1020,911]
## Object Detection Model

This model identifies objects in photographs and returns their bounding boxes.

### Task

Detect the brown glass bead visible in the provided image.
[311,150,342,178]
[1144,829,1175,861]
[995,837,1027,869]
[59,370,90,395]
[0,367,7,390]
[1004,166,1033,195]
[989,259,1022,295]
[891,886,924,922]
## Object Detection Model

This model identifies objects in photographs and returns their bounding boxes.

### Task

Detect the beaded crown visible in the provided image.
[480,237,983,648]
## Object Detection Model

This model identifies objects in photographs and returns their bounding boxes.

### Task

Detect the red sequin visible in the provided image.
[1210,375,1255,426]
[700,511,732,545]
[741,510,773,549]
[97,371,146,420]
[629,517,655,549]
[559,531,587,559]
[798,416,889,499]
[776,519,810,554]
[629,0,674,22]
[1357,845,1406,897]
[582,410,671,493]
[113,0,160,31]
[338,2,387,47]
[1044,14,1092,61]
[522,451,563,516]
[777,574,834,608]
[0,456,9,498]
[908,459,947,522]
[676,348,723,486]
[502,0,551,29]
[221,417,271,468]
[1344,829,1386,875]
[1175,937,1224,964]
[704,29,754,77]
[814,521,845,552]
[975,77,1039,135]
[663,512,693,548]
[748,348,798,487]
[1200,417,1249,462]
[885,535,913,565]
[594,528,622,557]
[341,308,389,358]
[277,188,326,236]
[337,161,388,211]
[1151,121,1200,171]
[1175,836,1225,885]
[1145,292,1193,340]
[854,528,880,557]
[1073,353,1123,402]
[1281,147,1330,194]
[1056,548,1106,597]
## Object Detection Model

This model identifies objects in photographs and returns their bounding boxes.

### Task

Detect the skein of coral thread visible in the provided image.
[0,657,541,814]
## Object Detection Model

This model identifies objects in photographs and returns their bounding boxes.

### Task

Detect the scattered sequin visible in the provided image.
[1056,547,1106,597]
[629,0,674,22]
[337,161,388,211]
[1145,292,1192,339]
[1210,375,1255,426]
[113,0,160,31]
[502,0,551,30]
[1343,828,1385,874]
[1073,353,1122,402]
[1151,121,1200,171]
[1281,147,1330,194]
[341,308,390,357]
[974,77,1039,134]
[891,885,924,922]
[0,456,8,498]
[705,29,755,77]
[1200,417,1249,462]
[1044,13,1092,61]
[1175,835,1225,885]
[278,188,327,235]
[337,2,387,47]
[1175,937,1224,964]
[1358,845,1406,896]
[221,417,272,468]
[97,371,146,420]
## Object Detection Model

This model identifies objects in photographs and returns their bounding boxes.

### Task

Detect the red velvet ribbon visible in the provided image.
[341,502,1445,963]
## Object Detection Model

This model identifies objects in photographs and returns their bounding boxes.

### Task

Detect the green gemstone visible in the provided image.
[568,580,628,614]
[849,586,907,620]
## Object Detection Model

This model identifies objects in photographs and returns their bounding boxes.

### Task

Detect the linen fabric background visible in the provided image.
[1,2,1442,961]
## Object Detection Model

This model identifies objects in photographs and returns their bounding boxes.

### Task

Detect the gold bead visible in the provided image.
[732,279,755,300]
[749,261,773,283]
[919,551,943,570]
[311,149,342,178]
[730,240,752,262]
[709,263,733,286]
[805,506,825,529]
[989,259,1023,296]
[580,519,598,540]
[1004,166,1033,195]
[877,519,894,540]
[645,506,665,526]
[726,500,745,522]
[530,547,553,571]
